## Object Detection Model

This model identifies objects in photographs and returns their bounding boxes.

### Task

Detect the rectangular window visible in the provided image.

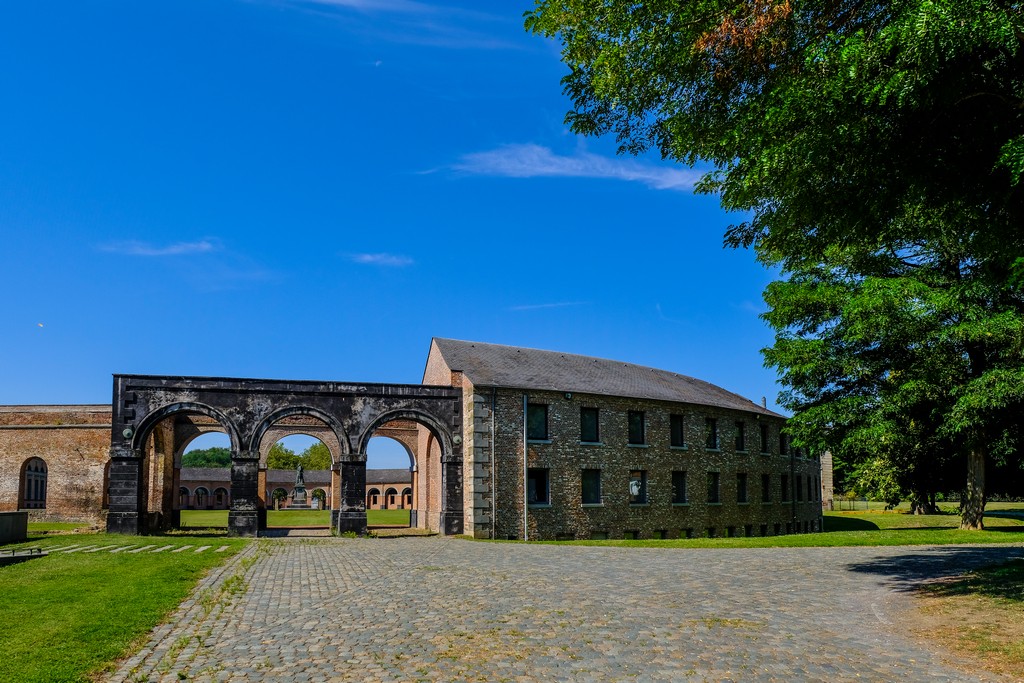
[781,474,790,502]
[761,473,771,502]
[705,417,719,450]
[581,469,602,505]
[760,424,770,454]
[796,475,804,501]
[807,476,813,502]
[708,471,721,504]
[580,407,600,443]
[527,404,548,441]
[628,411,646,445]
[629,469,647,504]
[670,414,686,448]
[527,468,549,505]
[780,432,790,455]
[737,472,748,504]
[672,470,688,504]
[735,421,746,451]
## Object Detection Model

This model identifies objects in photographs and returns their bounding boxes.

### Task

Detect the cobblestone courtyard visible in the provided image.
[111,538,1024,682]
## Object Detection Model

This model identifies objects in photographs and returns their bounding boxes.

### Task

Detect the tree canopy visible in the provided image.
[526,0,1024,527]
[181,447,231,468]
[266,441,334,470]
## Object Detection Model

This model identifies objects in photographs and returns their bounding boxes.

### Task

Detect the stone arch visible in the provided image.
[19,457,48,510]
[132,402,241,455]
[194,486,210,509]
[311,488,327,509]
[249,406,348,460]
[355,409,453,461]
[178,486,191,509]
[270,487,288,509]
[213,487,230,509]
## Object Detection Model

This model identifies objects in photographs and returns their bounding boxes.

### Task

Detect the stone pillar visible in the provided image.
[107,446,143,535]
[333,460,367,535]
[441,459,463,535]
[330,466,341,511]
[257,466,268,530]
[228,451,259,537]
[170,466,182,529]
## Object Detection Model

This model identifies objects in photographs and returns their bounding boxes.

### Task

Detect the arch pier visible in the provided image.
[106,375,463,537]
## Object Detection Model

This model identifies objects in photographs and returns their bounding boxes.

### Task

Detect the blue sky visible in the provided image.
[1,1,781,467]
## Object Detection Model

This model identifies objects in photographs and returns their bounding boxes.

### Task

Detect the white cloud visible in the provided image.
[98,239,218,257]
[349,252,414,267]
[509,301,588,312]
[452,144,701,192]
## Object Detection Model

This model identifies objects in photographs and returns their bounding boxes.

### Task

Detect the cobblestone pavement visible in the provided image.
[110,539,1024,682]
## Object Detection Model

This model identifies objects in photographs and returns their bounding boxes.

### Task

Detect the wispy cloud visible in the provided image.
[270,0,519,50]
[452,144,701,192]
[98,239,218,257]
[349,252,414,267]
[509,301,588,312]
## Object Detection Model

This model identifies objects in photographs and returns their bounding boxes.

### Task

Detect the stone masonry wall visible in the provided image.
[488,389,823,541]
[0,405,111,523]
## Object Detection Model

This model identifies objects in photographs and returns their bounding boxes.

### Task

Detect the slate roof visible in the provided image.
[366,468,412,485]
[430,338,781,417]
[180,468,407,485]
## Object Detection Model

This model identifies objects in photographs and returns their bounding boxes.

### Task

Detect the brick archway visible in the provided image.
[107,374,462,537]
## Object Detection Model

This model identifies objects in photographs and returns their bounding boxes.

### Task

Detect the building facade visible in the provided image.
[423,339,823,540]
[0,339,825,539]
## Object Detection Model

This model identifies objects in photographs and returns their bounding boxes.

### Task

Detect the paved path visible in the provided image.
[110,539,1024,682]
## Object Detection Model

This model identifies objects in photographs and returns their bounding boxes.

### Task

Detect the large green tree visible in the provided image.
[266,443,299,470]
[181,446,231,468]
[526,0,1024,527]
[300,442,333,470]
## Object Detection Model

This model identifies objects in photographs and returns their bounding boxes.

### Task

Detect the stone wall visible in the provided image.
[476,388,823,541]
[0,405,111,523]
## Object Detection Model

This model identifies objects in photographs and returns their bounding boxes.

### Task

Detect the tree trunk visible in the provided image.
[960,443,985,530]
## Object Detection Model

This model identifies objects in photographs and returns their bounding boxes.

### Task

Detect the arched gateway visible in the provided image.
[106,375,463,537]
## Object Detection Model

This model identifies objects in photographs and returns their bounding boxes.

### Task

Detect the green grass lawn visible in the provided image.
[26,521,93,533]
[179,508,411,527]
[0,534,249,682]
[517,510,1024,548]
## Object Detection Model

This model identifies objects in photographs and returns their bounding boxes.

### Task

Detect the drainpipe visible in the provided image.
[789,432,797,531]
[491,386,497,540]
[522,393,529,542]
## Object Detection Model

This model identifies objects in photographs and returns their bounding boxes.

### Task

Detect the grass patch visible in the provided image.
[368,509,411,526]
[915,559,1024,679]
[179,509,411,528]
[0,534,249,682]
[494,511,1024,548]
[27,521,93,533]
[268,509,329,527]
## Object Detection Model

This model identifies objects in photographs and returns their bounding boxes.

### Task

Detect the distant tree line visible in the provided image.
[181,442,333,469]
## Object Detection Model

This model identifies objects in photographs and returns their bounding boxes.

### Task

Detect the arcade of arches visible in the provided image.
[106,375,463,537]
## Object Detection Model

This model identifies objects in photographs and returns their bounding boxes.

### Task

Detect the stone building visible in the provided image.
[0,338,825,538]
[425,339,823,540]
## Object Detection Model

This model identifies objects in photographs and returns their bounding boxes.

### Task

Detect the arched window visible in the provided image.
[271,488,288,509]
[401,487,412,509]
[384,488,398,510]
[311,488,327,510]
[179,487,191,509]
[194,487,210,509]
[367,488,381,509]
[21,458,48,509]
[213,487,229,509]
